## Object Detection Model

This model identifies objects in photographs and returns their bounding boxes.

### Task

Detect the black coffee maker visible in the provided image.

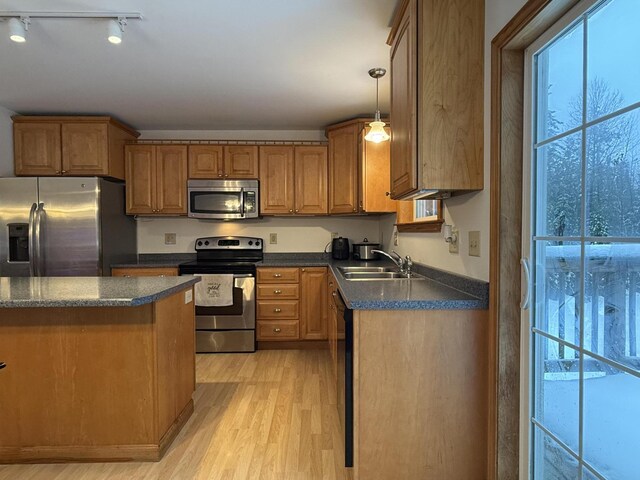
[331,237,350,260]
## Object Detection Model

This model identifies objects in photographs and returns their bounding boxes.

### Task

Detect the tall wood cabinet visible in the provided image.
[13,116,139,179]
[125,145,188,215]
[388,0,484,199]
[326,118,396,214]
[188,145,258,179]
[259,145,328,215]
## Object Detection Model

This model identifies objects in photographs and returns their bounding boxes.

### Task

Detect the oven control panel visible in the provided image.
[195,236,263,250]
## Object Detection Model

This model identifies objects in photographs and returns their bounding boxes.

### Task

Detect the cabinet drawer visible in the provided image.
[257,300,299,319]
[111,267,178,277]
[257,284,300,299]
[257,320,299,341]
[257,267,299,284]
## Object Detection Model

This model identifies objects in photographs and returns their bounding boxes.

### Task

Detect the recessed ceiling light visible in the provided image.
[8,17,29,43]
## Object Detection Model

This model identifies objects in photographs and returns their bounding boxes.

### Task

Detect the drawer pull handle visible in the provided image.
[273,328,281,333]
[274,289,282,294]
[274,308,282,313]
[273,273,282,278]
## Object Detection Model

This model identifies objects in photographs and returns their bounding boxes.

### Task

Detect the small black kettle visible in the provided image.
[331,237,350,260]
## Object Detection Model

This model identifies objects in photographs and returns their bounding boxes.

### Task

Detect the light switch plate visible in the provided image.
[469,231,480,257]
[269,233,278,244]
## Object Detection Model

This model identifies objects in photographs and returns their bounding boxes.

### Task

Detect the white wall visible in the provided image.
[137,215,382,254]
[136,129,381,254]
[380,0,528,282]
[0,106,15,177]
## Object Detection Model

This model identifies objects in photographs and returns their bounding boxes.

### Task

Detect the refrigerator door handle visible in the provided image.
[28,203,38,276]
[35,203,45,276]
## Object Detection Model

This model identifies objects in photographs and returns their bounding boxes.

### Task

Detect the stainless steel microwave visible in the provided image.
[188,179,259,219]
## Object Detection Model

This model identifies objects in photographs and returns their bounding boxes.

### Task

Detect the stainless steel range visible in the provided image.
[179,236,263,353]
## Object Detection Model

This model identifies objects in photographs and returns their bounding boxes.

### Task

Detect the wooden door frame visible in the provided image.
[488,1,580,478]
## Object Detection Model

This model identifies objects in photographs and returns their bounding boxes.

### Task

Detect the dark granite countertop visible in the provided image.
[111,252,488,311]
[0,276,200,308]
[111,253,196,269]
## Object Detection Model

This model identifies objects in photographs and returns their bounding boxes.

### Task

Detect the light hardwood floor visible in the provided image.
[0,350,352,480]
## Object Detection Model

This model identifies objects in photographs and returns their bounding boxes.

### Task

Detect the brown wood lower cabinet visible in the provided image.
[0,288,195,463]
[352,309,488,479]
[256,267,327,344]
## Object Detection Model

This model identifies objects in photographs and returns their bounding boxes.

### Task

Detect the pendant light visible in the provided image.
[364,67,390,143]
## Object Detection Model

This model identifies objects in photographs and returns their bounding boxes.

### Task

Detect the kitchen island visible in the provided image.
[0,276,199,464]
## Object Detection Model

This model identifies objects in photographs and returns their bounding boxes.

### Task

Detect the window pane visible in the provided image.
[587,0,640,121]
[535,131,582,237]
[583,353,640,480]
[536,21,584,142]
[584,243,640,374]
[533,426,580,480]
[532,334,580,451]
[534,241,581,346]
[582,467,601,480]
[585,108,640,237]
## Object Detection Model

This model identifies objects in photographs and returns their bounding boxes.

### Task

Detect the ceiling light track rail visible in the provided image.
[0,11,142,20]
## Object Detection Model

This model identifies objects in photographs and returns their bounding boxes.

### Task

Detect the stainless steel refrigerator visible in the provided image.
[0,177,136,277]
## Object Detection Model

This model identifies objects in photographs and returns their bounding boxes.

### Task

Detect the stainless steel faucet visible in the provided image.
[371,249,413,275]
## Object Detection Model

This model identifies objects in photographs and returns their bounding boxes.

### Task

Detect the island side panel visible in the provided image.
[0,304,156,462]
[353,309,488,480]
[155,287,196,442]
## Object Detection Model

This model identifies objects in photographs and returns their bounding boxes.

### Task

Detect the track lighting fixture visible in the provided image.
[1,11,141,44]
[8,17,28,43]
[364,67,390,144]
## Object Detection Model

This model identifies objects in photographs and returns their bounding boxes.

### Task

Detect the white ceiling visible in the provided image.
[0,0,396,130]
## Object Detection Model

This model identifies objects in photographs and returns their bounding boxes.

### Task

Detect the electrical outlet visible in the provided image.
[164,233,176,245]
[269,233,278,244]
[331,232,339,239]
[469,231,480,257]
[448,228,459,254]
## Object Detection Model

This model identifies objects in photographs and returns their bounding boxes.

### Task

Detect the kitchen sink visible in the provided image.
[339,270,426,281]
[337,266,399,274]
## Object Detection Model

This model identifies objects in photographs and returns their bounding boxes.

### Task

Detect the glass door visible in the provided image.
[523,1,640,478]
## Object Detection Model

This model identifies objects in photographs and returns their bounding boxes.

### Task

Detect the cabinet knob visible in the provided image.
[0,362,6,370]
[159,274,165,277]
[289,209,293,213]
[61,170,67,174]
[224,174,229,177]
[56,170,61,175]
[273,273,282,278]
[274,289,282,294]
[385,191,390,196]
[353,208,357,212]
[295,209,299,213]
[273,328,281,333]
[218,173,223,177]
[301,268,305,272]
[274,308,282,313]
[124,274,131,278]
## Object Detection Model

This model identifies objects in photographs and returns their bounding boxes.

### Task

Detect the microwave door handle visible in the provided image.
[240,188,245,216]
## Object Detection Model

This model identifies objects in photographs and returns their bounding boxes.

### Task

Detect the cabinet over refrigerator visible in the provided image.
[0,177,136,277]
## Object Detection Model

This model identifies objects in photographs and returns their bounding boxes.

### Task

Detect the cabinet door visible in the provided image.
[389,0,418,199]
[188,145,224,179]
[61,123,109,175]
[225,146,258,178]
[361,127,396,213]
[259,146,295,215]
[13,123,62,176]
[328,124,359,214]
[125,145,156,214]
[294,146,328,215]
[300,267,328,340]
[156,146,188,214]
[112,267,178,277]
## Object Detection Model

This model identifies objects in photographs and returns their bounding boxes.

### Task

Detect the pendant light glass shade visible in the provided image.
[9,17,27,43]
[107,19,123,44]
[364,67,389,143]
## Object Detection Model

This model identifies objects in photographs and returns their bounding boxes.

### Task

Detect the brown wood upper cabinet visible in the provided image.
[125,144,188,215]
[188,145,258,179]
[387,0,484,199]
[13,116,139,179]
[259,145,328,215]
[327,118,396,214]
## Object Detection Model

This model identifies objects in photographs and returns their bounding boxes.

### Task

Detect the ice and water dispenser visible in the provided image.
[7,223,29,262]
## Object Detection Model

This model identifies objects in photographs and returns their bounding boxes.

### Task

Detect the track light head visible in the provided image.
[9,16,29,43]
[107,17,125,44]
